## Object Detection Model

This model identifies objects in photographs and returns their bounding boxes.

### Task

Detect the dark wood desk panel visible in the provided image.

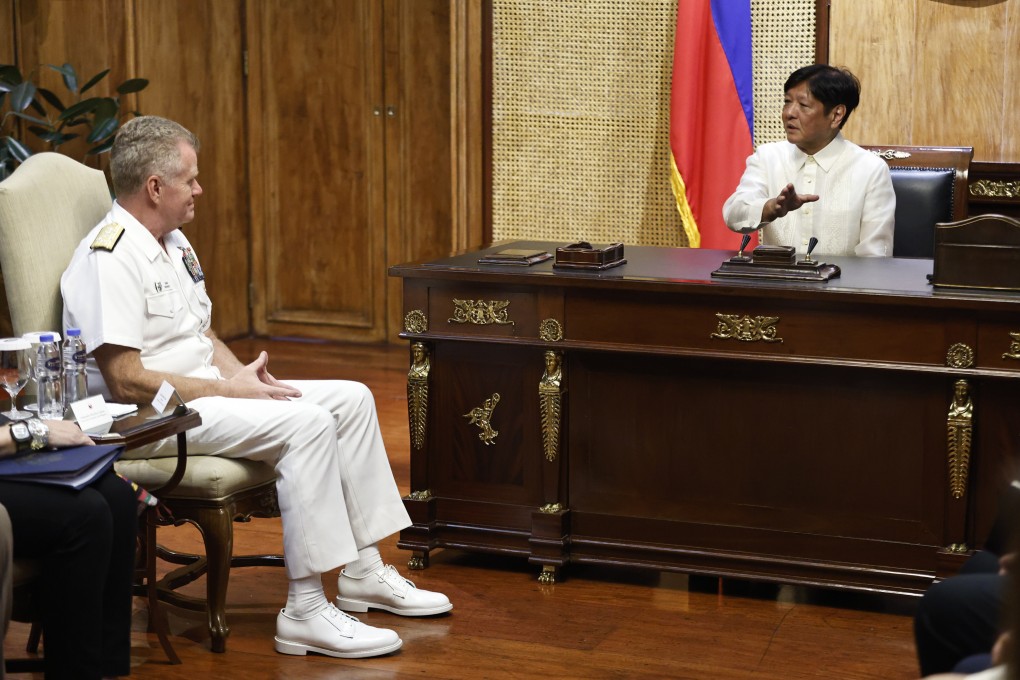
[391,243,1020,594]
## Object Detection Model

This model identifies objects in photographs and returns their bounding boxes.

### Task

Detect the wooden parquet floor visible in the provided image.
[4,340,922,679]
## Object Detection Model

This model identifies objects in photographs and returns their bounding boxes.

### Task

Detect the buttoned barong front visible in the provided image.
[722,133,896,257]
[60,202,411,579]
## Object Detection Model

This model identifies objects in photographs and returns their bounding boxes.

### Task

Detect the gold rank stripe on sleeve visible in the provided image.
[90,222,125,252]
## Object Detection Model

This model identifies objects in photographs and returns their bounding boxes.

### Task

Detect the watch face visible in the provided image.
[10,422,29,440]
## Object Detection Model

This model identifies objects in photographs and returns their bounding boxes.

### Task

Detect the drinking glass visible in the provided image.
[0,337,32,419]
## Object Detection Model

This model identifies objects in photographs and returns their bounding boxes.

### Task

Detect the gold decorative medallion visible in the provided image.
[946,343,975,368]
[539,318,564,342]
[946,543,969,554]
[464,393,501,445]
[1003,332,1020,361]
[710,314,783,343]
[539,351,563,462]
[408,555,426,570]
[448,299,514,326]
[539,503,563,514]
[406,343,430,450]
[970,179,1020,199]
[404,309,428,334]
[946,379,973,500]
[405,489,433,502]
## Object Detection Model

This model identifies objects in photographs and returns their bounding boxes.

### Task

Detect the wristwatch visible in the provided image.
[26,419,49,451]
[9,421,31,454]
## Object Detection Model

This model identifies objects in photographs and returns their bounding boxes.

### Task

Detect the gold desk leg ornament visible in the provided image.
[539,350,564,462]
[946,378,973,500]
[407,342,430,450]
[464,393,501,445]
[538,565,557,584]
[408,552,428,570]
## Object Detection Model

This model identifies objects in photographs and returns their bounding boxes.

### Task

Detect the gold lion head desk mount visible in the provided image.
[711,234,841,282]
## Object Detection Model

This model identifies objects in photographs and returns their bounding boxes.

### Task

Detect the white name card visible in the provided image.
[71,395,114,434]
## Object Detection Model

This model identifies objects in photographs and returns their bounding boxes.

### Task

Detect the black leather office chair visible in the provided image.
[863,145,973,258]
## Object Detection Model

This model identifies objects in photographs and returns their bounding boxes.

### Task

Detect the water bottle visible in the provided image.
[35,334,63,419]
[62,328,88,415]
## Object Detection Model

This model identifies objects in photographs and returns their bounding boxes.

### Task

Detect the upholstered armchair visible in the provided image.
[0,152,282,655]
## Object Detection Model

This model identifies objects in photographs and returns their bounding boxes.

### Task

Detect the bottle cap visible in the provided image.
[38,334,54,343]
[66,328,81,337]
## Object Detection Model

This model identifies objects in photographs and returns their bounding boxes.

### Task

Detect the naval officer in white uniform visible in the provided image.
[61,115,451,659]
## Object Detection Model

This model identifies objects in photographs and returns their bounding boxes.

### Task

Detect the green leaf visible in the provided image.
[58,97,102,121]
[87,138,115,155]
[9,81,36,112]
[3,136,32,162]
[92,97,119,121]
[27,98,46,117]
[47,63,78,93]
[36,87,66,111]
[80,68,110,94]
[87,115,118,143]
[27,126,70,144]
[0,65,23,86]
[116,78,149,95]
[10,111,50,126]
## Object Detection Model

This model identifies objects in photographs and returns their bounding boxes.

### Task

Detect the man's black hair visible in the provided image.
[784,64,861,129]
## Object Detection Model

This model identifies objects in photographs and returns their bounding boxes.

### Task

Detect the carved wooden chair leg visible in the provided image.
[25,621,41,653]
[195,506,234,653]
[145,511,181,664]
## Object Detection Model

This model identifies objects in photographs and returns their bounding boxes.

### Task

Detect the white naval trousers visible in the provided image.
[126,380,411,579]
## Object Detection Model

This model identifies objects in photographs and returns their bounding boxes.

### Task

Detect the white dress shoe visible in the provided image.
[274,603,402,658]
[337,564,453,616]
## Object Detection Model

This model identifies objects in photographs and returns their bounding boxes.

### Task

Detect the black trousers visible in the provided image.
[0,471,137,679]
[913,550,1004,677]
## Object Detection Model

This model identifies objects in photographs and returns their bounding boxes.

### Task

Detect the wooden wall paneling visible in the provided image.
[0,1,12,62]
[15,0,129,162]
[914,1,1007,161]
[133,0,250,339]
[247,0,387,342]
[451,0,487,255]
[382,0,454,340]
[829,0,915,148]
[1004,0,1020,162]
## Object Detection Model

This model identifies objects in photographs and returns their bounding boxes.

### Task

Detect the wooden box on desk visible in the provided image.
[933,214,1020,291]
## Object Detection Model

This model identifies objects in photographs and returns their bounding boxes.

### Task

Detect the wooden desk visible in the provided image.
[390,243,1020,595]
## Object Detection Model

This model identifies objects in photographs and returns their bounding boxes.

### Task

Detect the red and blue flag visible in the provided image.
[670,0,754,250]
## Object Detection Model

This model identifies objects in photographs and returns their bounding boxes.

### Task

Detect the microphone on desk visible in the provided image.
[739,233,751,257]
[803,237,819,264]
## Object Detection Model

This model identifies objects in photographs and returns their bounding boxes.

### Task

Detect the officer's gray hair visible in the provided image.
[110,116,200,197]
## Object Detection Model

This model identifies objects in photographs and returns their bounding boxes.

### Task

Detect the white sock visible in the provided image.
[343,545,384,578]
[284,574,329,619]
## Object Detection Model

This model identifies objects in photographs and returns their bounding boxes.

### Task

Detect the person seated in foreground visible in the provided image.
[914,481,1020,679]
[0,418,136,679]
[60,116,451,659]
[722,64,895,257]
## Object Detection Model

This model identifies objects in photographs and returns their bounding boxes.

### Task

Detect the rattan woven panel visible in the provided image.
[751,0,817,146]
[491,1,816,247]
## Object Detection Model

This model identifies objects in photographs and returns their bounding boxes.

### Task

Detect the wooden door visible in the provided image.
[382,0,455,340]
[247,0,388,342]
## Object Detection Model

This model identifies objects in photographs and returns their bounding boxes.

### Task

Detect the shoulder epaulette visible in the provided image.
[90,222,125,252]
